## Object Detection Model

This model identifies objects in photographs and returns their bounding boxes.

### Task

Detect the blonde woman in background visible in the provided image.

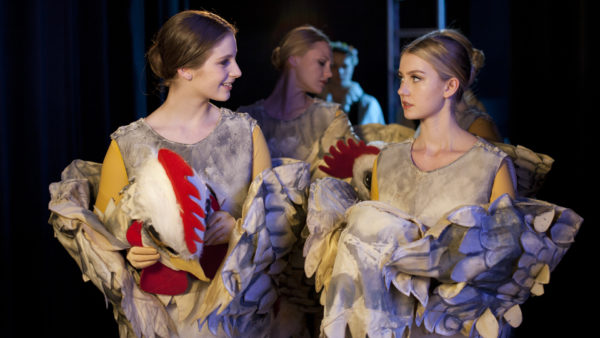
[239,25,357,180]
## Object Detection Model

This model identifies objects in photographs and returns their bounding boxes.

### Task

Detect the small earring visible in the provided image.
[179,69,192,80]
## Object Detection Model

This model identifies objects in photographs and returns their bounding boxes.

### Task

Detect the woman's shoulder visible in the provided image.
[382,137,413,149]
[220,107,258,129]
[304,98,344,125]
[311,97,340,114]
[473,136,509,160]
[375,139,414,173]
[378,138,414,158]
[110,118,147,140]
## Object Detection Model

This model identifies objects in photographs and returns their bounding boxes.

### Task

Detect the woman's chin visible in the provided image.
[212,93,231,102]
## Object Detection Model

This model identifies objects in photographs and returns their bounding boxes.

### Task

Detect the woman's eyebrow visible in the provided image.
[398,69,425,76]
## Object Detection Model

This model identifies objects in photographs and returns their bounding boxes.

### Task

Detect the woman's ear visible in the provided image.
[443,77,459,98]
[177,68,193,81]
[287,55,299,68]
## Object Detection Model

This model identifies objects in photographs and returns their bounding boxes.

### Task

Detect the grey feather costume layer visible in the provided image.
[304,139,582,338]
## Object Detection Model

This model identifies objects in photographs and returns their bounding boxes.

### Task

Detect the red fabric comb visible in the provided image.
[157,148,206,254]
[319,138,380,178]
[126,220,189,295]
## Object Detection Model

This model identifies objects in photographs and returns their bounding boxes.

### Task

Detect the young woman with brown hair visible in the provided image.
[49,10,305,337]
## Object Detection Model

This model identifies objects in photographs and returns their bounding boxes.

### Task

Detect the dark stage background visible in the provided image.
[0,0,594,337]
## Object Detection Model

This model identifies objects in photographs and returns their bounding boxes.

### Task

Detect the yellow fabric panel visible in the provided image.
[95,140,129,214]
[252,126,272,179]
[490,161,516,202]
[370,155,379,201]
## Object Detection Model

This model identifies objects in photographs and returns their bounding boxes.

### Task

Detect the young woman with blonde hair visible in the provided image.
[239,25,356,179]
[307,29,581,338]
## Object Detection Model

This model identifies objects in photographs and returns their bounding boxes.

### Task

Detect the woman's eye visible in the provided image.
[412,76,421,82]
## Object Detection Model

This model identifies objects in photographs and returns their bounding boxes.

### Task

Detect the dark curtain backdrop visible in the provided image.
[0,0,593,337]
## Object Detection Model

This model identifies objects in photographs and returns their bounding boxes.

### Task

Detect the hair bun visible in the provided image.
[147,42,167,80]
[468,47,485,86]
[471,48,485,72]
[271,46,282,70]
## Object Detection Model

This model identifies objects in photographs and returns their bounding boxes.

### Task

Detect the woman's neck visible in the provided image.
[414,102,475,155]
[160,85,213,121]
[264,69,312,120]
[145,85,219,144]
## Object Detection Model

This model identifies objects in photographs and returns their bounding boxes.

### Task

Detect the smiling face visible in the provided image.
[397,52,451,121]
[291,41,332,94]
[187,33,241,102]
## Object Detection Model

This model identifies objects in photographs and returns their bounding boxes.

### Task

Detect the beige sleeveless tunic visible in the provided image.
[112,108,255,219]
[239,98,355,178]
[375,137,513,337]
[376,137,512,227]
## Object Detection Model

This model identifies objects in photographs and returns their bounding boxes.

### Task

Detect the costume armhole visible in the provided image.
[252,125,272,179]
[490,159,516,202]
[370,155,379,201]
[95,140,129,214]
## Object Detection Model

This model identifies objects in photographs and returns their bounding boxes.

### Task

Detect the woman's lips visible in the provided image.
[222,81,233,90]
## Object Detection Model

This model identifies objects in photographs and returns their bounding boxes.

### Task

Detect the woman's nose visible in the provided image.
[324,65,332,79]
[230,61,242,78]
[397,82,407,96]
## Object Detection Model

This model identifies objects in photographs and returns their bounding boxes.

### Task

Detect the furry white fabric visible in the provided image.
[351,153,378,201]
[133,155,205,260]
[351,141,385,201]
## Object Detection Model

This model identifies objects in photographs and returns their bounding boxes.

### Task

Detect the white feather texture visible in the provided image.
[134,156,191,258]
[351,141,386,201]
[352,153,379,201]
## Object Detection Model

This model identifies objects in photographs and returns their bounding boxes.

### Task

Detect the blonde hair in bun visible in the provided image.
[470,47,485,84]
[271,46,282,70]
[271,25,330,71]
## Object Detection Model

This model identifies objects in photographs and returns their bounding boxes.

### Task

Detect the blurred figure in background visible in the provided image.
[239,26,357,180]
[320,41,385,126]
